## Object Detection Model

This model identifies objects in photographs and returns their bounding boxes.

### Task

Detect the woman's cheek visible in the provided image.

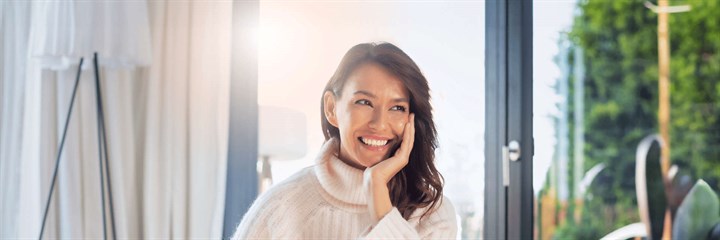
[345,108,365,125]
[391,115,408,134]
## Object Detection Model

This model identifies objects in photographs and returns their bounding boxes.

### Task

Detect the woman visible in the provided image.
[232,42,457,239]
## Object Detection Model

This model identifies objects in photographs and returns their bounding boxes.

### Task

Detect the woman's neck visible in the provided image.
[337,151,367,170]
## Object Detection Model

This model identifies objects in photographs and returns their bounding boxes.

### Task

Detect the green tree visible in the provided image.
[551,0,720,238]
[667,0,720,190]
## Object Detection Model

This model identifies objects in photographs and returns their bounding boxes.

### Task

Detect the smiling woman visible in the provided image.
[323,62,410,168]
[232,42,457,239]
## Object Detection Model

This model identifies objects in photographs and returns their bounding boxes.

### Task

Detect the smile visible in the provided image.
[358,137,391,147]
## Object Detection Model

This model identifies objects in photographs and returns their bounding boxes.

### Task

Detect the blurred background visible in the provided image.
[1,1,232,239]
[533,0,720,239]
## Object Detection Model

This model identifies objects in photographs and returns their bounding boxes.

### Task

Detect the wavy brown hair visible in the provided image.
[320,42,443,220]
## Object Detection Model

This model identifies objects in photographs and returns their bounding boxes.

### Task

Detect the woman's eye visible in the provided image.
[355,99,372,106]
[391,106,407,112]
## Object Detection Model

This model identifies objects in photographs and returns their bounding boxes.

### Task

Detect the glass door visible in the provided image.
[533,0,720,239]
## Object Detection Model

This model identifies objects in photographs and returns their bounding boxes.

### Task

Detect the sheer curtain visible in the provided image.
[0,1,32,238]
[0,1,231,238]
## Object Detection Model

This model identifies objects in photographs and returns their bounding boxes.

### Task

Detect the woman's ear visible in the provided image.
[323,91,339,128]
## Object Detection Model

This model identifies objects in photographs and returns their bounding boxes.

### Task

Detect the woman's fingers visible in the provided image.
[370,114,415,184]
[396,113,415,159]
[409,114,415,152]
[405,114,415,158]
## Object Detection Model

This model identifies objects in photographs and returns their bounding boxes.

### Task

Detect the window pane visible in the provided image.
[258,1,485,238]
[534,0,720,239]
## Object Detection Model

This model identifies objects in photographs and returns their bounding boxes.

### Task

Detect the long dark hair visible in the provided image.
[320,42,443,220]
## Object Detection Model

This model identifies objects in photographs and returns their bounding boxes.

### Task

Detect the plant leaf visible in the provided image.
[672,180,720,240]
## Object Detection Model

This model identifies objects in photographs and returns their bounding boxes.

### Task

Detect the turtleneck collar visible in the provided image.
[313,138,369,206]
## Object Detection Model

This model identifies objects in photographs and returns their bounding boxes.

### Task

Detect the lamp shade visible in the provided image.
[29,1,151,70]
[258,105,307,160]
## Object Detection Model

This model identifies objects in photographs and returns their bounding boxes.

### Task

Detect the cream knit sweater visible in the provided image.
[231,139,457,239]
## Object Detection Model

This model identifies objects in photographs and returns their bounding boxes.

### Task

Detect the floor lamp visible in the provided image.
[38,53,117,240]
[258,105,307,193]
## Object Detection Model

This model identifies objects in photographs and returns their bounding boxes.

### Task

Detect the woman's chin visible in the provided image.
[349,144,396,168]
[357,153,390,167]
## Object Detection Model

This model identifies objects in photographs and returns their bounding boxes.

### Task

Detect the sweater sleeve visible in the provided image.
[360,197,458,239]
[230,190,281,239]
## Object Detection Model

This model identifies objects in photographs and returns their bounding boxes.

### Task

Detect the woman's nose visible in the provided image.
[367,109,389,131]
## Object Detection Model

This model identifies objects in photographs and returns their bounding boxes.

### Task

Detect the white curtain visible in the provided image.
[0,1,32,238]
[143,1,231,238]
[0,1,231,239]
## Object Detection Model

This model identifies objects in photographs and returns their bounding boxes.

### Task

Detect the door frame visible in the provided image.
[484,0,534,239]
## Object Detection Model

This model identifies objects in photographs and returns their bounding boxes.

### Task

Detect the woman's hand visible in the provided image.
[364,114,415,221]
[367,113,416,184]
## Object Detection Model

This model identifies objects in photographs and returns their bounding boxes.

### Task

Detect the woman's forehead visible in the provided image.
[343,63,409,99]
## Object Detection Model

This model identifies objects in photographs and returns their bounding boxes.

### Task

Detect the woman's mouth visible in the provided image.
[357,136,392,151]
[359,137,389,146]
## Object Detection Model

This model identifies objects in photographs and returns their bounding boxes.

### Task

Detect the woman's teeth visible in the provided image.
[360,137,388,146]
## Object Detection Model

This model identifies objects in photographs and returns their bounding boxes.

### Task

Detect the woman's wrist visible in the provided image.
[370,183,392,221]
[364,171,393,222]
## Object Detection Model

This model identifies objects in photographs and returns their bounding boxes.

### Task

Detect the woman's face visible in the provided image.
[324,63,411,169]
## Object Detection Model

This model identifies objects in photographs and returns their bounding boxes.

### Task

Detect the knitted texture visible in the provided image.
[232,139,457,239]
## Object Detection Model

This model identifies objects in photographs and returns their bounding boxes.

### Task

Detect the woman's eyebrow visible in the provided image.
[354,90,408,103]
[354,90,377,98]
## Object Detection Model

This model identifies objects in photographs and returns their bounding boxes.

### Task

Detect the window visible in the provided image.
[533,0,720,239]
